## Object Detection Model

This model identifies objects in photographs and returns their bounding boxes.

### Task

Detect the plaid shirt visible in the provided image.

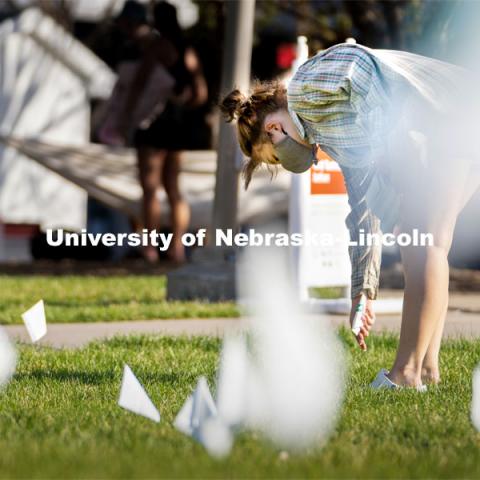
[287,43,465,299]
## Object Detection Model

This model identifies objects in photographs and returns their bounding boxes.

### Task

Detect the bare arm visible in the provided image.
[182,47,208,108]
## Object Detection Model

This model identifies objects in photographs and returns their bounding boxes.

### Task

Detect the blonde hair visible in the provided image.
[220,80,287,189]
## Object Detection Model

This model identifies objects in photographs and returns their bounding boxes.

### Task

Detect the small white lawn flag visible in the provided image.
[21,300,47,342]
[174,394,194,436]
[118,365,160,423]
[174,376,233,458]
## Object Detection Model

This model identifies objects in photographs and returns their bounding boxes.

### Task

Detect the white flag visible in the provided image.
[471,366,480,431]
[190,376,217,432]
[174,376,217,436]
[173,394,194,436]
[237,241,346,451]
[197,416,234,459]
[216,336,249,427]
[21,300,47,342]
[0,327,16,388]
[118,365,160,423]
[174,377,232,458]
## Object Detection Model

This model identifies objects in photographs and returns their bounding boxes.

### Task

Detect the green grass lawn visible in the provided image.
[2,330,480,478]
[0,276,240,324]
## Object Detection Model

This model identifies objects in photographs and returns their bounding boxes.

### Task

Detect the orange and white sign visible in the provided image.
[289,147,351,300]
[287,38,351,300]
[310,150,347,195]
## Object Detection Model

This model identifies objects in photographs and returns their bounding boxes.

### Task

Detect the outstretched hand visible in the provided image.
[350,294,375,351]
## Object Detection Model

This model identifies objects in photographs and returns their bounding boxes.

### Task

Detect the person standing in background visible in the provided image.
[134,1,208,263]
[114,1,208,263]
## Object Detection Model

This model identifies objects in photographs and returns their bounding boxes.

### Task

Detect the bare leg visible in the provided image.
[420,297,448,384]
[162,151,190,263]
[138,147,167,262]
[388,157,472,387]
[421,167,480,383]
[391,237,451,386]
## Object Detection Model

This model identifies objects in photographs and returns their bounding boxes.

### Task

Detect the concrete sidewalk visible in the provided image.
[4,290,480,349]
[4,308,480,349]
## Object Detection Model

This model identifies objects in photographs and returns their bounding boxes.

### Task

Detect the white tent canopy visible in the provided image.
[0,7,289,232]
[0,8,116,230]
[1,136,290,230]
[0,7,116,99]
[10,0,200,29]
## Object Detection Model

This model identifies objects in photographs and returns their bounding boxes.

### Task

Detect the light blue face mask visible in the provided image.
[273,133,317,173]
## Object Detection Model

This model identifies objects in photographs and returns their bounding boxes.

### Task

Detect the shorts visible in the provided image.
[134,101,186,151]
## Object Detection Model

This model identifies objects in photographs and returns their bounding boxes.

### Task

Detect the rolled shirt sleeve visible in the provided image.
[339,164,382,300]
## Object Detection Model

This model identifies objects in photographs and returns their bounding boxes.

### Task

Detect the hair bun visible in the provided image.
[220,89,248,122]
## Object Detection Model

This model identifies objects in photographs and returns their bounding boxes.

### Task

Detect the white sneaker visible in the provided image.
[370,368,427,392]
[370,368,399,389]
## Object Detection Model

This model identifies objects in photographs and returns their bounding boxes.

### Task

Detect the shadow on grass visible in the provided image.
[25,299,169,309]
[15,369,182,386]
[97,334,222,351]
[15,369,116,385]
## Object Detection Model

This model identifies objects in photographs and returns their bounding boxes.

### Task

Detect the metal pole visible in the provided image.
[166,0,256,300]
[211,0,255,235]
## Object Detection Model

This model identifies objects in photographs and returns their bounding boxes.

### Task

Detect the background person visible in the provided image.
[106,1,207,263]
[133,1,207,263]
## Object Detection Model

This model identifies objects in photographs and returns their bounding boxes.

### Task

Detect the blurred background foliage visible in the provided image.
[2,0,476,104]
[186,0,477,95]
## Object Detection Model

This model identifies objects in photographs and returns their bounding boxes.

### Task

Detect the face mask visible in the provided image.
[273,134,317,173]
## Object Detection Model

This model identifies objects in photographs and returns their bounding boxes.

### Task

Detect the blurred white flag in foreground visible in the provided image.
[217,237,347,451]
[174,376,233,459]
[0,327,17,388]
[471,367,480,431]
